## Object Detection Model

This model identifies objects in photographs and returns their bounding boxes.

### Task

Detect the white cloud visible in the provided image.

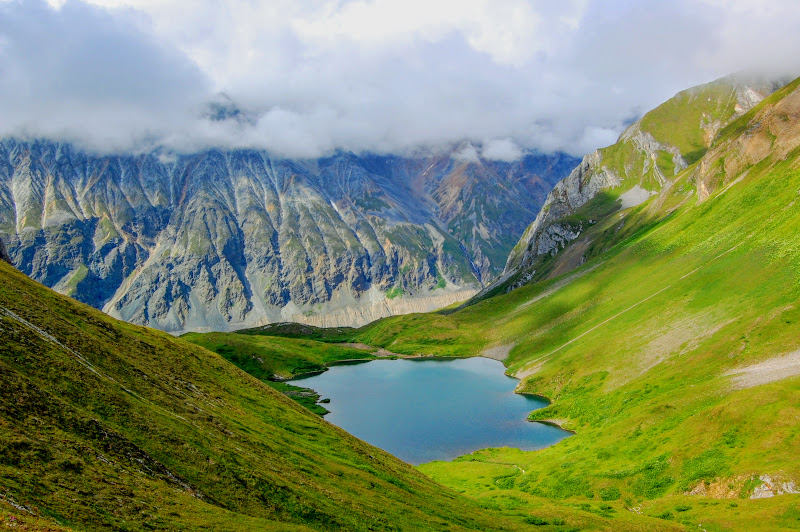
[1,0,800,158]
[452,143,480,163]
[0,0,210,153]
[481,139,522,162]
[573,127,622,159]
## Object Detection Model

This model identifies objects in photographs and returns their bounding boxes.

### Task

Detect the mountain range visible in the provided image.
[0,145,575,332]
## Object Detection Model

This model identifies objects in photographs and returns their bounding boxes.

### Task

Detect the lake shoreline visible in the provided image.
[282,352,485,381]
[284,350,578,454]
[287,355,572,464]
[530,419,576,434]
[286,351,572,431]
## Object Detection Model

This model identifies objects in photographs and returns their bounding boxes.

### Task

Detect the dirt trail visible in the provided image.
[726,349,800,390]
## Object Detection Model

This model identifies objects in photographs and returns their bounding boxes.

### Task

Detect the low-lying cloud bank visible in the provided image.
[1,0,799,159]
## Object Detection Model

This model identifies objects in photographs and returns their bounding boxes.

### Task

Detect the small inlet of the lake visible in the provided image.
[289,356,571,465]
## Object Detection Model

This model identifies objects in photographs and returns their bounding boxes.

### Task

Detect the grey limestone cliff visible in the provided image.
[503,150,619,275]
[0,141,576,332]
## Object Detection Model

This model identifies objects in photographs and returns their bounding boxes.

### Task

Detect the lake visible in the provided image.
[289,356,571,464]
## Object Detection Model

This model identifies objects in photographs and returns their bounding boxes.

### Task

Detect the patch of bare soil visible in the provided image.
[481,344,513,361]
[619,185,655,208]
[725,349,800,390]
[547,237,594,280]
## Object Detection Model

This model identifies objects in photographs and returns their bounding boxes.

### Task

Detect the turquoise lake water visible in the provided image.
[290,357,571,465]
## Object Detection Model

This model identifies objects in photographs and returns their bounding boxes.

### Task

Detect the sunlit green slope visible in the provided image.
[498,74,786,290]
[0,260,537,531]
[76,74,800,530]
[341,78,800,529]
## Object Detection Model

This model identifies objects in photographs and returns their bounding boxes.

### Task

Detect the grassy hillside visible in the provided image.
[637,78,745,164]
[0,260,547,531]
[182,328,373,381]
[181,331,378,414]
[297,78,800,530]
[499,75,787,291]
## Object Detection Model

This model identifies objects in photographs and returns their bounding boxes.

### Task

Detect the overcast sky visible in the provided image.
[1,0,799,159]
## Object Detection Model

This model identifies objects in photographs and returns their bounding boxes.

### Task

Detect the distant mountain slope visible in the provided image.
[0,144,575,332]
[0,257,530,531]
[497,74,787,292]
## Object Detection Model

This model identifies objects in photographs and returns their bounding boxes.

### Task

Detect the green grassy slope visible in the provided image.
[181,331,377,415]
[181,331,374,381]
[638,77,743,164]
[499,75,786,290]
[327,79,800,530]
[0,261,538,531]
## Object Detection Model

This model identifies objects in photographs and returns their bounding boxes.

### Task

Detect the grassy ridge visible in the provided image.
[0,261,538,531]
[491,76,770,295]
[638,79,741,163]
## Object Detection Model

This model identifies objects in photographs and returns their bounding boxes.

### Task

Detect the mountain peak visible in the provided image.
[493,73,793,293]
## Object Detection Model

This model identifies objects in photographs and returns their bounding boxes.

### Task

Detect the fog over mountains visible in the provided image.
[4,1,800,159]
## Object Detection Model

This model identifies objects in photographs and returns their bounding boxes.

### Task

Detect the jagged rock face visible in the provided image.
[500,75,787,289]
[504,151,619,275]
[0,141,576,332]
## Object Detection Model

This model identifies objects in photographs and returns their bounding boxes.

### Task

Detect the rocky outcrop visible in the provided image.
[504,151,619,276]
[694,79,800,200]
[0,141,575,332]
[619,124,688,184]
[750,475,800,499]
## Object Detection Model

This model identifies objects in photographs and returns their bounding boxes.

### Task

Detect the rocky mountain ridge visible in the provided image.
[0,142,575,332]
[497,74,788,291]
